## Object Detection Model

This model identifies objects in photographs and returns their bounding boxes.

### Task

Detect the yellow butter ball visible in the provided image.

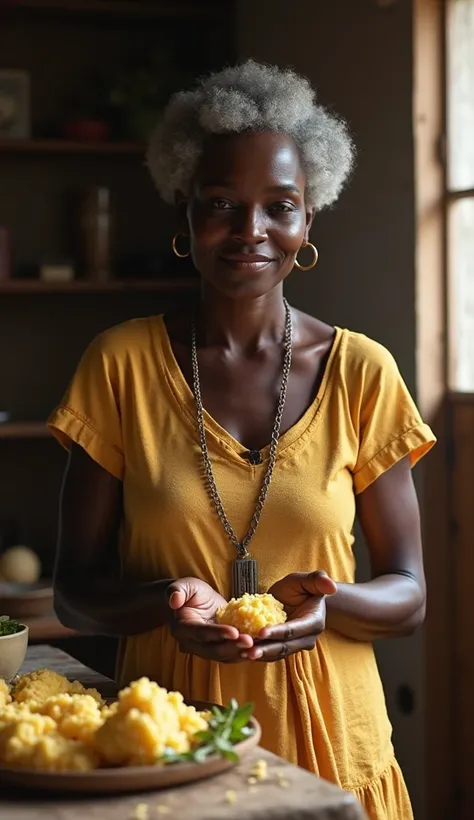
[216,593,287,637]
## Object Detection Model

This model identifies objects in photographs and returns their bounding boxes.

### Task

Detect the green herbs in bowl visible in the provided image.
[0,616,23,637]
[0,616,28,681]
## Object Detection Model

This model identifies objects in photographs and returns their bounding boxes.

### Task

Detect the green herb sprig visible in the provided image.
[161,699,254,765]
[0,615,23,637]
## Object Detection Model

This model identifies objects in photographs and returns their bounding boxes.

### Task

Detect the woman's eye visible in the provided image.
[270,203,296,214]
[211,199,233,210]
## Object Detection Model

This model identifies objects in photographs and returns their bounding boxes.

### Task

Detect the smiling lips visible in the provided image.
[220,253,274,272]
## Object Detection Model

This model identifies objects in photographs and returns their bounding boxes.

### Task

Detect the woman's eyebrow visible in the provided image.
[200,182,302,195]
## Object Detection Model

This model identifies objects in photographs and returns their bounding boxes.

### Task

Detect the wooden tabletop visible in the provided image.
[1,645,366,819]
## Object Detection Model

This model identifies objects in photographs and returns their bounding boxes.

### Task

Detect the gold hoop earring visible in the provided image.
[294,241,318,271]
[172,234,190,259]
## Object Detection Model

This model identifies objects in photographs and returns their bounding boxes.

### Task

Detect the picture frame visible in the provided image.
[0,70,31,139]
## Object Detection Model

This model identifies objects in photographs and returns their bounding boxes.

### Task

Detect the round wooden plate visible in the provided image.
[0,580,53,619]
[0,714,261,795]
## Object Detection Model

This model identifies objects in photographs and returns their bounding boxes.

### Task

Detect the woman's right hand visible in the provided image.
[167,577,253,663]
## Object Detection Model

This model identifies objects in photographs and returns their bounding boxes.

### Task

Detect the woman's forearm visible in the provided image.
[54,576,173,638]
[325,574,426,642]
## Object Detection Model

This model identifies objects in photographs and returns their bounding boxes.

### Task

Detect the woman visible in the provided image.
[49,61,435,819]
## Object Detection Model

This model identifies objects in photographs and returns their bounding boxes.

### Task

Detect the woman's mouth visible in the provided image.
[219,254,274,272]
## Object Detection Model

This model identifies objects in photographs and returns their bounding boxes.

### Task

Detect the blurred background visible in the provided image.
[0,1,471,818]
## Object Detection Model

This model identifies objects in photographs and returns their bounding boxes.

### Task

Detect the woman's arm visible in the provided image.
[325,456,426,642]
[53,443,173,637]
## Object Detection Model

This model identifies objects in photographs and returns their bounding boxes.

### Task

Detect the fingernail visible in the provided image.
[253,649,263,659]
[241,652,248,659]
[237,640,248,648]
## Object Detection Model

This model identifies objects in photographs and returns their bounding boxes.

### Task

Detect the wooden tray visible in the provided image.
[0,715,261,794]
[0,580,53,619]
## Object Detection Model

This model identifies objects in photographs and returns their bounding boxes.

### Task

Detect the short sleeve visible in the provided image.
[351,340,436,495]
[47,332,124,480]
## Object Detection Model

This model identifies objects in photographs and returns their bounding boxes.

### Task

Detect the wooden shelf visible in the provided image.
[0,0,222,20]
[0,139,144,155]
[0,278,199,293]
[24,612,78,642]
[0,422,49,439]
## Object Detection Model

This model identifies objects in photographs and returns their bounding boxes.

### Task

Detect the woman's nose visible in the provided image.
[230,206,267,243]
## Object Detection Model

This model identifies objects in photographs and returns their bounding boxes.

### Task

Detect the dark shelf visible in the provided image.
[0,278,199,293]
[0,0,223,20]
[0,422,50,439]
[0,139,144,155]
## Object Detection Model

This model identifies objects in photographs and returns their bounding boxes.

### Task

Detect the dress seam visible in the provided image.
[353,420,425,477]
[53,404,124,457]
[342,756,396,792]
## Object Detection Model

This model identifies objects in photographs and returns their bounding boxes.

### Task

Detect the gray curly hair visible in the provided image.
[147,60,355,211]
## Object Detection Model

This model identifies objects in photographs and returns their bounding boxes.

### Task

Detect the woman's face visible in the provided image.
[182,131,313,299]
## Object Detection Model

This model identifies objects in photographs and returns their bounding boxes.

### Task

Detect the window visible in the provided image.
[447,0,474,391]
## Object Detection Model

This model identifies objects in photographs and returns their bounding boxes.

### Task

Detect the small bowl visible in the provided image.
[0,625,28,681]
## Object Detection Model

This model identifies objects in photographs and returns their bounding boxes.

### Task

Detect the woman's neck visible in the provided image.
[196,286,288,353]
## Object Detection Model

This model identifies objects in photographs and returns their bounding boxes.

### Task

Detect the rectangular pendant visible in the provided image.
[232,557,258,597]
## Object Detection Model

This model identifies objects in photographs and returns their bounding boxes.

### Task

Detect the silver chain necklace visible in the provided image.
[191,299,293,597]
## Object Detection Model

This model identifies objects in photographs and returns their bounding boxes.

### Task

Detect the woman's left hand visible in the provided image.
[241,571,337,662]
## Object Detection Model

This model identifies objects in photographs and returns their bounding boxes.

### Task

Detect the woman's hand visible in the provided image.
[167,577,253,663]
[241,571,337,662]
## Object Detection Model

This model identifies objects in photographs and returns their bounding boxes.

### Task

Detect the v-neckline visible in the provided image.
[154,315,344,467]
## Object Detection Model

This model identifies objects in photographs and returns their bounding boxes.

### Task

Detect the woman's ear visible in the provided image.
[305,207,316,241]
[175,191,190,236]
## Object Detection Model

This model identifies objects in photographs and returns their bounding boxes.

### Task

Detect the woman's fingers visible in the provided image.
[258,616,314,642]
[167,582,187,610]
[172,619,241,643]
[243,634,317,662]
[176,633,250,663]
[303,570,338,597]
[259,599,324,642]
[235,633,254,649]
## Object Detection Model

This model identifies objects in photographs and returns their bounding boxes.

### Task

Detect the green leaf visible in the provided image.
[159,699,254,767]
[211,705,223,718]
[192,745,214,763]
[160,748,195,764]
[232,702,254,731]
[221,748,239,763]
[194,730,213,743]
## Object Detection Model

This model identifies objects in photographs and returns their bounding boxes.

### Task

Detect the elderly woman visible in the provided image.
[49,61,435,819]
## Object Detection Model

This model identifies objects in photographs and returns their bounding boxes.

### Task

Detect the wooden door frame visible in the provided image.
[449,393,474,819]
[414,1,454,817]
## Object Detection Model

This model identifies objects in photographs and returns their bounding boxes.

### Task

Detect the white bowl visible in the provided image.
[0,625,28,681]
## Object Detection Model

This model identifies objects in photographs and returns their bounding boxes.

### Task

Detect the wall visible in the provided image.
[237,1,425,817]
[0,3,234,568]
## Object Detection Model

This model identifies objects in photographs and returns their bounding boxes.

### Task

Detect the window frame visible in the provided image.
[445,0,474,393]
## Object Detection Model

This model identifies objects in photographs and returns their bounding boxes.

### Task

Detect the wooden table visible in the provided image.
[0,646,367,819]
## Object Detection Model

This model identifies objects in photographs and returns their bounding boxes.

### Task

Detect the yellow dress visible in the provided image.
[48,315,436,819]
